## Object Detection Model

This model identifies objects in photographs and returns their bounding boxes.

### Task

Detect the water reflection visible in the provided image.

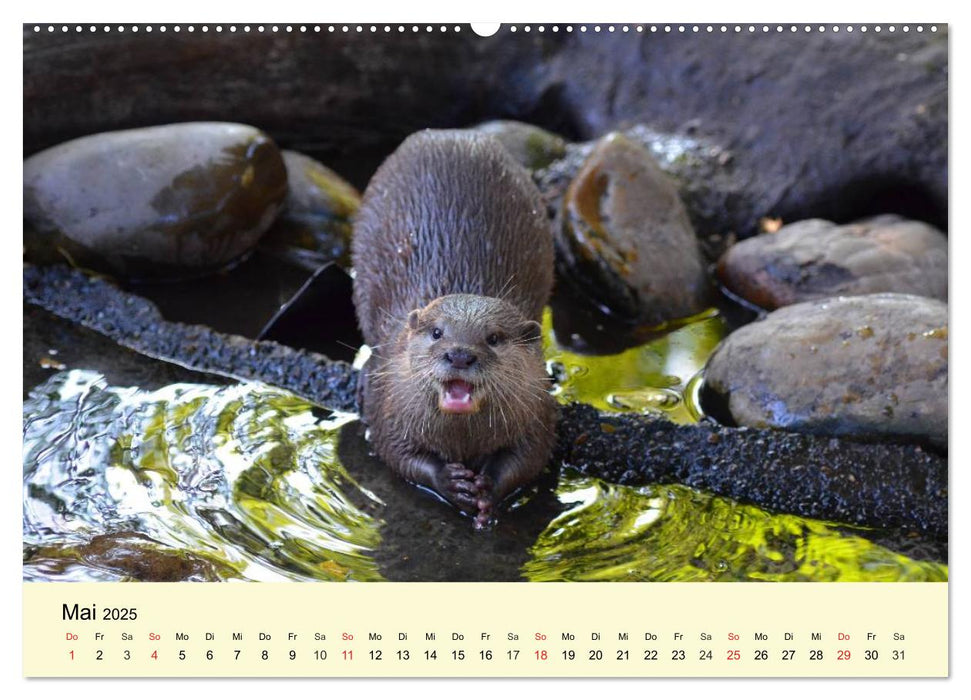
[523,474,947,582]
[544,308,726,424]
[23,370,383,582]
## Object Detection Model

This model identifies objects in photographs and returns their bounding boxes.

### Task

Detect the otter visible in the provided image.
[351,130,557,528]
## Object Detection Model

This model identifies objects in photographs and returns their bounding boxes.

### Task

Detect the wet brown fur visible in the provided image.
[351,130,556,525]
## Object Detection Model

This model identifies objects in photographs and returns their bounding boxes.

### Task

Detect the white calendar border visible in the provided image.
[6,0,963,696]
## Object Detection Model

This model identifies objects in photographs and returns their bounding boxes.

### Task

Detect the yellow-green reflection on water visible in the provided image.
[523,474,946,582]
[23,371,384,582]
[543,308,728,423]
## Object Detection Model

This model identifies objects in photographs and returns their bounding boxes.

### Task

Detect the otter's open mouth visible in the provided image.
[440,379,478,414]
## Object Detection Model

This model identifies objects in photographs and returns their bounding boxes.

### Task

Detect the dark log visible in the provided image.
[23,264,947,540]
[23,265,358,412]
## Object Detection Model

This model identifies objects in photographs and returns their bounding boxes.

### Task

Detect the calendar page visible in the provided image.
[21,16,950,680]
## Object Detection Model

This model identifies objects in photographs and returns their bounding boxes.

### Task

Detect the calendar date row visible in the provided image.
[66,647,910,663]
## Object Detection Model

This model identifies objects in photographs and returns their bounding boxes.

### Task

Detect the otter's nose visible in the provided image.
[444,348,477,369]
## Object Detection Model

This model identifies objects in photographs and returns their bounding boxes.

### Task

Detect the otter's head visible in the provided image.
[404,294,545,416]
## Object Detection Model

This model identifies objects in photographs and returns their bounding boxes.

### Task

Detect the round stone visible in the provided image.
[473,120,568,170]
[703,293,947,447]
[257,150,361,270]
[556,132,710,326]
[717,215,948,309]
[24,122,288,279]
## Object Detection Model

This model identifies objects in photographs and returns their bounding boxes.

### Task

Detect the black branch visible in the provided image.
[24,264,947,540]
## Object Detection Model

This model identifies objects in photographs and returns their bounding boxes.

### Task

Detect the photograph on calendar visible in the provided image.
[23,23,947,584]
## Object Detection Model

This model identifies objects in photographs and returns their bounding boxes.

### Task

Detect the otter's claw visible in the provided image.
[437,463,479,513]
[472,473,498,529]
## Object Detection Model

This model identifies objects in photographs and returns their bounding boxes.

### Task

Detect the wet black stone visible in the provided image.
[704,294,948,448]
[23,122,287,279]
[555,132,710,326]
[716,216,948,310]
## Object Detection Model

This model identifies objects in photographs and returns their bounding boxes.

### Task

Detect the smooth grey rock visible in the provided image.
[474,120,567,170]
[23,122,287,279]
[717,216,948,309]
[555,132,710,325]
[704,293,947,447]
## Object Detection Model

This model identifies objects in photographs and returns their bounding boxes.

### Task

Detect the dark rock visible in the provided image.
[281,149,360,217]
[524,29,948,235]
[622,125,743,256]
[24,27,947,238]
[555,132,710,326]
[535,125,744,257]
[23,122,287,279]
[25,533,230,582]
[717,215,948,309]
[473,119,568,169]
[536,127,742,353]
[258,150,361,270]
[704,293,947,447]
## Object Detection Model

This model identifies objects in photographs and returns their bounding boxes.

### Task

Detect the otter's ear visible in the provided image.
[407,309,422,330]
[519,320,542,344]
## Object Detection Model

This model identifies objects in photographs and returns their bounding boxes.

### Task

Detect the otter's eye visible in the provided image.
[486,333,500,346]
[431,327,443,340]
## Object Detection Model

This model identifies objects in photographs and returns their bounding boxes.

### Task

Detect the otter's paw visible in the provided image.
[436,463,479,514]
[472,474,498,530]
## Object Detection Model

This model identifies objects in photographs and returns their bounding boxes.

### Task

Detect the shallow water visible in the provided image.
[545,308,725,424]
[22,310,947,582]
[525,475,946,582]
[23,373,382,582]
